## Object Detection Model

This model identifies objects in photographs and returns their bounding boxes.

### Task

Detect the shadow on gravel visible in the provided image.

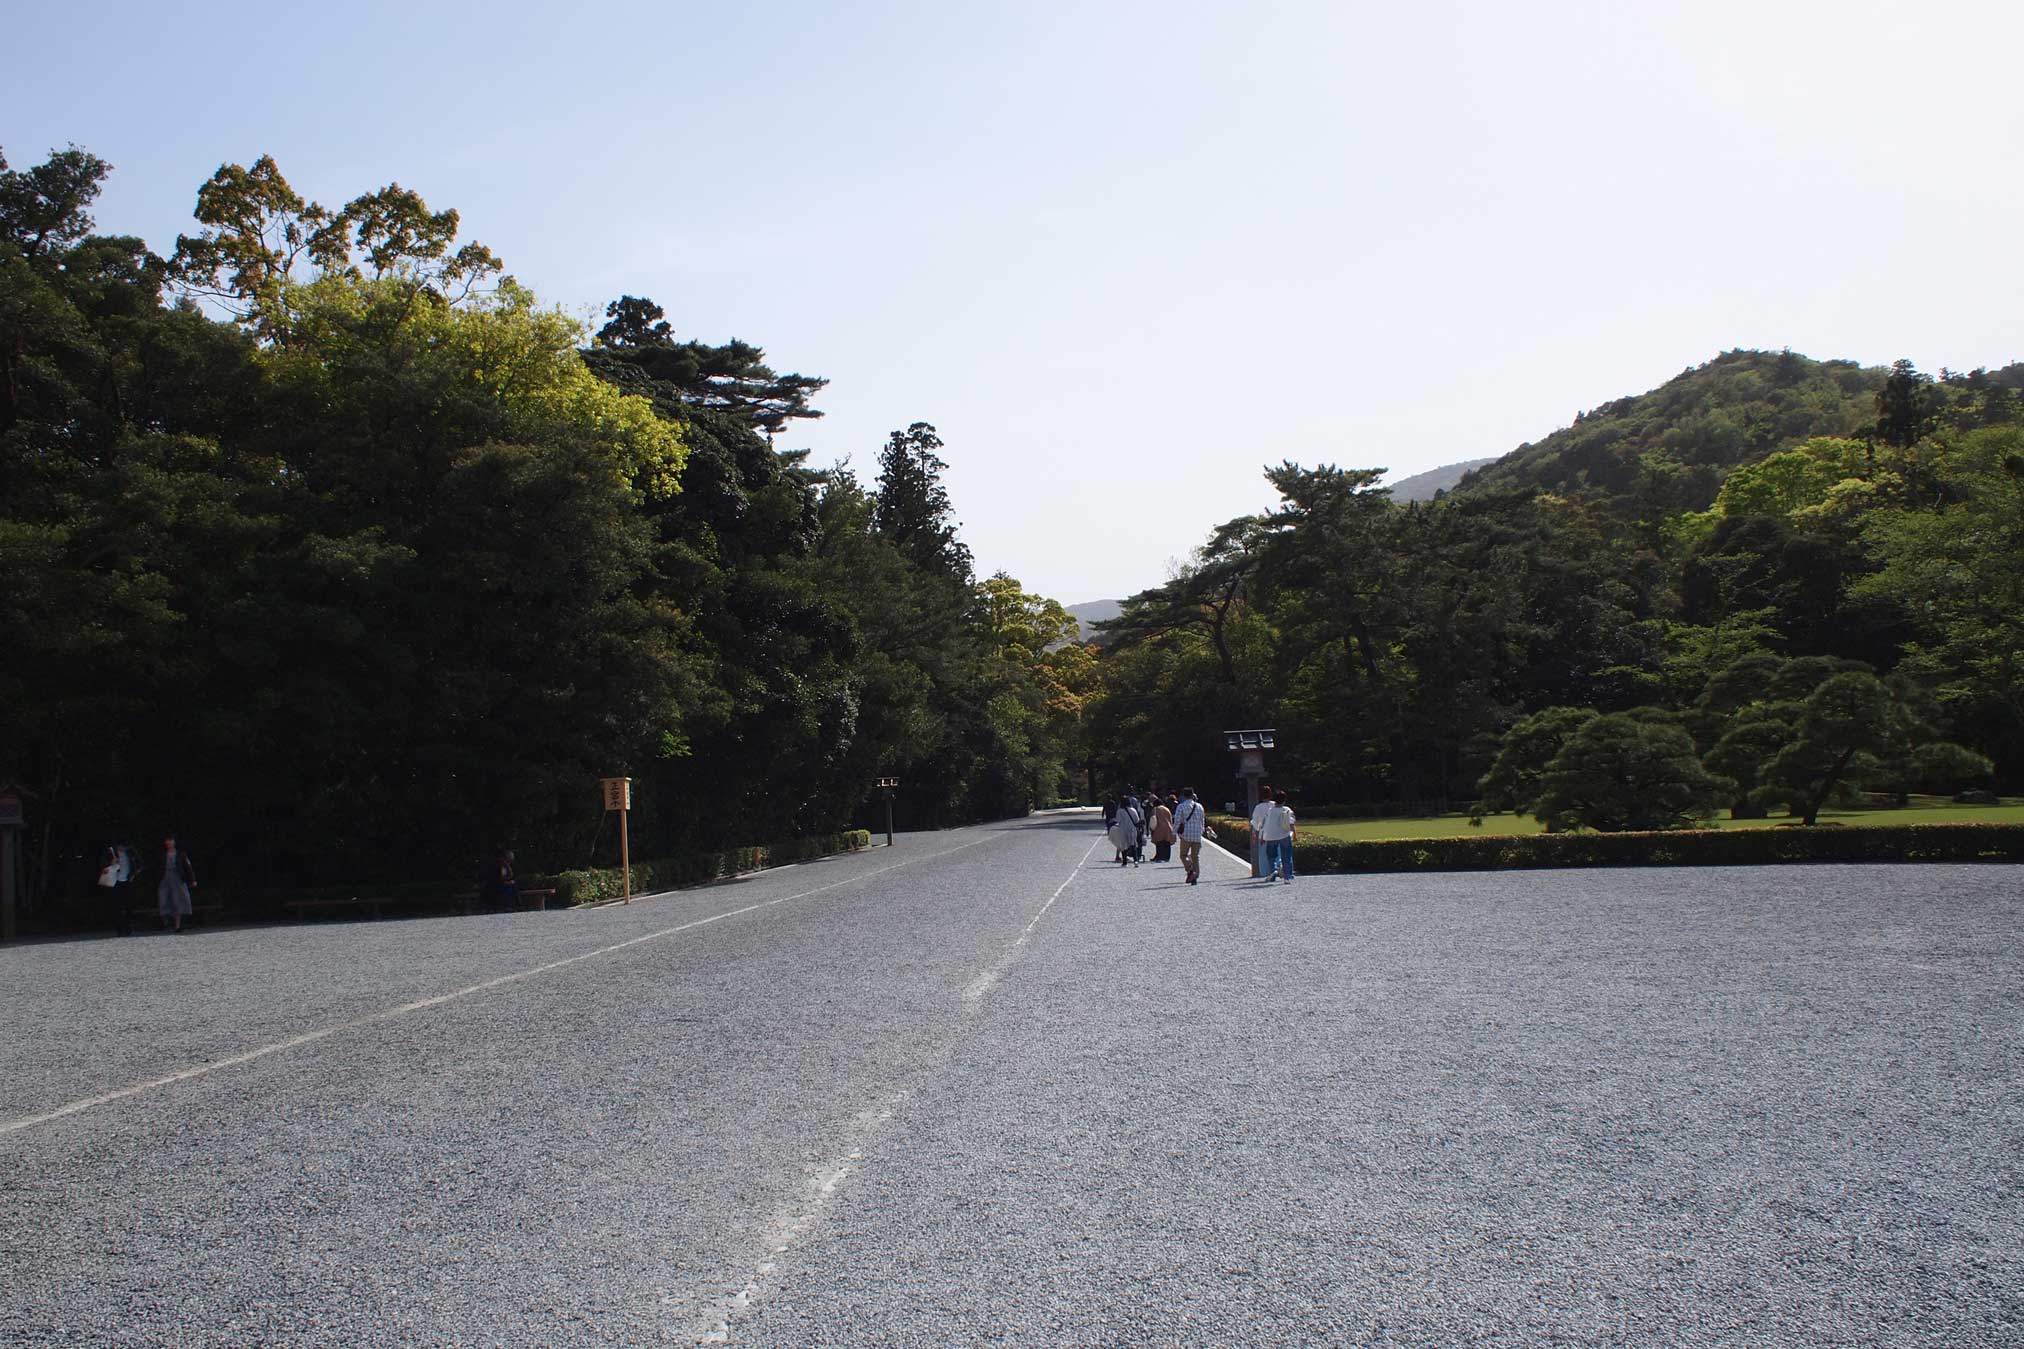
[985,811,1102,835]
[11,846,905,949]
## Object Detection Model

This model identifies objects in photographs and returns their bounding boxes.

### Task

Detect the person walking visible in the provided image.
[1248,783,1275,877]
[1149,795,1176,862]
[1108,793,1142,866]
[156,835,196,933]
[1172,787,1208,885]
[97,843,135,936]
[496,849,520,911]
[1260,790,1297,883]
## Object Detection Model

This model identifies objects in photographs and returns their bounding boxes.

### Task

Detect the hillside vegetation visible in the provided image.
[1456,349,2024,514]
[1091,348,2024,828]
[1459,350,1878,506]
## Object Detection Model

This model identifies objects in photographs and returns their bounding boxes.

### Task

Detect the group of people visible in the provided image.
[1248,784,1298,883]
[95,835,198,935]
[1102,786,1212,885]
[1101,783,1300,885]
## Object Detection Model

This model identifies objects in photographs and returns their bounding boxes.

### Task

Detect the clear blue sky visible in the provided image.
[8,0,2021,603]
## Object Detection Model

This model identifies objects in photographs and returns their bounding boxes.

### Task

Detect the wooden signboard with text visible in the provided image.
[601,776,633,903]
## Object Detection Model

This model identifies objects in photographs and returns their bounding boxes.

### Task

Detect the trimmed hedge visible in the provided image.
[1207,816,2024,873]
[553,830,873,905]
[228,875,559,919]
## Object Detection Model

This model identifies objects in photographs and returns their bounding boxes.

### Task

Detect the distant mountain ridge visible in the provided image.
[1386,458,1496,502]
[1065,599,1122,643]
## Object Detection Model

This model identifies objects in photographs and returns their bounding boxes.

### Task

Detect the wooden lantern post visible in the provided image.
[601,776,633,903]
[876,777,899,847]
[1223,729,1276,877]
[0,785,26,944]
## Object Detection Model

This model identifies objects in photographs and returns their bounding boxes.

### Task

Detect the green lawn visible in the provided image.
[1301,796,2024,843]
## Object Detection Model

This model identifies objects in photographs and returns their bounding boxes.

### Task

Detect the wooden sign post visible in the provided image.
[601,776,633,903]
[876,777,899,848]
[0,786,23,944]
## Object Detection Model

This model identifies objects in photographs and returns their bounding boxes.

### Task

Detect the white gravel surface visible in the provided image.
[2,811,2018,1346]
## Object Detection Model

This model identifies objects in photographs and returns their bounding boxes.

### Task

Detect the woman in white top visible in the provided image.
[1108,794,1142,866]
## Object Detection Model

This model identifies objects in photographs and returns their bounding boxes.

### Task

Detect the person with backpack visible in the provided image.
[1172,788,1208,885]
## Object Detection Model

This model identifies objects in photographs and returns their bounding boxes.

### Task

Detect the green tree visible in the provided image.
[587,293,826,435]
[1872,674,1993,805]
[1754,671,1893,825]
[1477,707,1598,814]
[873,422,973,583]
[0,145,111,260]
[1875,358,1941,452]
[1099,515,1266,685]
[1532,713,1728,832]
[1253,463,1414,800]
[596,294,671,347]
[170,155,502,341]
[971,572,1093,806]
[1857,426,2024,764]
[1704,705,1794,818]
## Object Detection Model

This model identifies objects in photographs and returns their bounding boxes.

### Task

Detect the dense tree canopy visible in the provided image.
[2,146,1090,904]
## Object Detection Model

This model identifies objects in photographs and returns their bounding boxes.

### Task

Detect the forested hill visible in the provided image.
[1454,350,2024,512]
[1090,347,2024,818]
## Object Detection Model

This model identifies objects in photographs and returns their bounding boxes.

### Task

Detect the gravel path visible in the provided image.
[3,812,2018,1346]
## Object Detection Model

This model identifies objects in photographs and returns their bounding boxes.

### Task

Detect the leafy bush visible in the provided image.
[552,830,871,905]
[1207,816,2024,873]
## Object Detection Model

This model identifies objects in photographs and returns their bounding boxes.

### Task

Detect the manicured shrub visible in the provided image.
[552,830,872,905]
[233,876,560,918]
[1207,817,2024,874]
[1533,713,1728,832]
